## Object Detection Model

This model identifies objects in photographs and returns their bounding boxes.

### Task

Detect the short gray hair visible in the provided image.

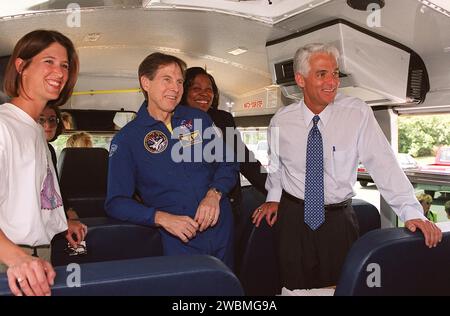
[293,43,340,77]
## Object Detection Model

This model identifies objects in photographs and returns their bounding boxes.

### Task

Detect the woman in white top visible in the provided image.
[0,30,79,296]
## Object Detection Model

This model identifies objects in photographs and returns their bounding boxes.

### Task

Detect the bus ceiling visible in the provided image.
[0,0,449,114]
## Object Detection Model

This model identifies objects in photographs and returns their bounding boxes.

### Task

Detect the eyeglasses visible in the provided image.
[38,116,60,127]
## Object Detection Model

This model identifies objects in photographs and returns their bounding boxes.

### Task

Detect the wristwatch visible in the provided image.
[210,187,223,197]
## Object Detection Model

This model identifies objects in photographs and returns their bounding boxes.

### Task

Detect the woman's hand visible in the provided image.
[7,252,55,296]
[66,219,87,248]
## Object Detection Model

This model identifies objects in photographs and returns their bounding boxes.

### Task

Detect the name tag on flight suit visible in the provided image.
[179,130,202,147]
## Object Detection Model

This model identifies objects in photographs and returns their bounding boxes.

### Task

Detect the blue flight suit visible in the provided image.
[105,102,239,268]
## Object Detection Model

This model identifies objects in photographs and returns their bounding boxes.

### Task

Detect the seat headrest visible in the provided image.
[58,147,109,197]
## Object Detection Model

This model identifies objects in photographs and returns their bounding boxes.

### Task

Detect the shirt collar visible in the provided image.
[301,99,334,128]
[5,102,40,128]
[136,101,181,127]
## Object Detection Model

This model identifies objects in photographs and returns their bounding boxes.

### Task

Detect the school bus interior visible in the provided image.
[1,0,450,296]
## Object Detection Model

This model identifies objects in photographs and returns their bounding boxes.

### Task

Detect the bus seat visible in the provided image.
[51,217,162,266]
[234,186,266,275]
[352,199,381,234]
[238,219,280,296]
[335,228,450,296]
[58,147,109,218]
[237,196,381,295]
[0,255,244,296]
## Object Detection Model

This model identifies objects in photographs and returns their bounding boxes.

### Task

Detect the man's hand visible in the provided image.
[6,253,55,296]
[252,202,279,227]
[155,211,199,243]
[405,219,442,248]
[195,189,221,232]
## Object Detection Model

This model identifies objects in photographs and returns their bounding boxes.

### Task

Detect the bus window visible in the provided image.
[237,126,268,186]
[51,133,114,160]
[50,109,136,160]
[397,113,450,224]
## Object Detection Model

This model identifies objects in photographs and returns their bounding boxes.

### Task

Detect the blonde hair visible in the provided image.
[417,193,433,204]
[66,132,93,148]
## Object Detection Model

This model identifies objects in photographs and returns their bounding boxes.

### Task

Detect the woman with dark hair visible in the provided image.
[0,30,79,296]
[180,67,267,221]
[39,104,87,247]
[39,104,63,167]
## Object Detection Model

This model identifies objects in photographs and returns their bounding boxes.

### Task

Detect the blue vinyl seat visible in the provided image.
[51,217,162,266]
[1,218,243,296]
[58,147,109,218]
[335,228,450,296]
[0,255,244,296]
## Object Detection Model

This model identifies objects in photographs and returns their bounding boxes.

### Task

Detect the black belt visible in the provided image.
[18,244,50,257]
[282,191,351,211]
[18,244,50,249]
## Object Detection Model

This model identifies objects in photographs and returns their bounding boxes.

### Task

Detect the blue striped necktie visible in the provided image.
[304,115,325,231]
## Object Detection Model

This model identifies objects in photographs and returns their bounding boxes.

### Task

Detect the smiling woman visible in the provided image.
[0,29,80,296]
[4,30,79,110]
[19,43,69,101]
[180,67,268,222]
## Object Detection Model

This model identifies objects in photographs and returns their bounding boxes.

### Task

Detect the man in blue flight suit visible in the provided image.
[105,53,239,268]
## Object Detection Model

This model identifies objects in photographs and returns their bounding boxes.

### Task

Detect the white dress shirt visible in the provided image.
[265,93,425,222]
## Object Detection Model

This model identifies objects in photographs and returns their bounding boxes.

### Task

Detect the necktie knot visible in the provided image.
[312,115,320,126]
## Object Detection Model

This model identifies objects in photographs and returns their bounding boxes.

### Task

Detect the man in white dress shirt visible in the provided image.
[252,43,442,290]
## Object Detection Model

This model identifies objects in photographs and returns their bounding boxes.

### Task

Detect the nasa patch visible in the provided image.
[144,130,169,154]
[180,119,193,130]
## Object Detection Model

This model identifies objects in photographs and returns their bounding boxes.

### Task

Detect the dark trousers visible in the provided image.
[274,192,359,290]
